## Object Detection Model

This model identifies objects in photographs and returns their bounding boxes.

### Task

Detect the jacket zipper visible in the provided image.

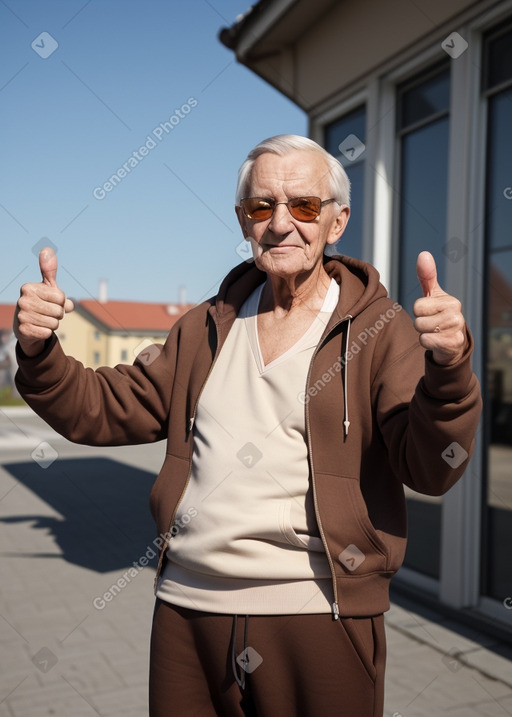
[305,314,351,620]
[153,318,224,592]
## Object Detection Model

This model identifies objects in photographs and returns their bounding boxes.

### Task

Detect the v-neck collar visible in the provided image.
[241,280,339,374]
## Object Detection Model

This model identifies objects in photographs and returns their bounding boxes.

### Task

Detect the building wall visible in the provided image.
[300,0,475,107]
[106,334,167,368]
[55,309,96,367]
[55,310,166,369]
[251,0,479,111]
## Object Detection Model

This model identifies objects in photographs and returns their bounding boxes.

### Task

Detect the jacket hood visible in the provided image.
[210,253,389,327]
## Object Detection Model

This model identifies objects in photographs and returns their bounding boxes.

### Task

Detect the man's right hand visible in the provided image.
[14,248,74,357]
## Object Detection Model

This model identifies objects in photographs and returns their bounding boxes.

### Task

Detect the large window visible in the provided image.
[397,64,450,317]
[396,65,451,581]
[481,24,512,602]
[324,106,366,259]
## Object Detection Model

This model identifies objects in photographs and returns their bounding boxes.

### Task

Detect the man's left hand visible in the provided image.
[413,251,466,366]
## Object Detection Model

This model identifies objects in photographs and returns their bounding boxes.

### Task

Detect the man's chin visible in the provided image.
[255,256,307,277]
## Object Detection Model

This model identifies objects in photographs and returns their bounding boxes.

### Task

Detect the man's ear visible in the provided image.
[235,205,250,239]
[326,205,350,246]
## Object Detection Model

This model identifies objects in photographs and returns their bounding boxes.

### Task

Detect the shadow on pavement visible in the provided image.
[1,457,159,573]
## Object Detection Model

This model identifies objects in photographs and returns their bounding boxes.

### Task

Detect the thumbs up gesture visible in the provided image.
[14,247,74,357]
[413,251,466,366]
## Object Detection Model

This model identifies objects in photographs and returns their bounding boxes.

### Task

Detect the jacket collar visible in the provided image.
[209,253,388,328]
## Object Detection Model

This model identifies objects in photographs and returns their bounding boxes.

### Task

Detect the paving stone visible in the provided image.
[89,684,149,717]
[383,622,512,716]
[7,688,103,717]
[472,699,512,716]
[0,703,14,717]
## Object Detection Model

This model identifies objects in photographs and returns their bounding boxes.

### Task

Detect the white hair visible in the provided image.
[235,134,350,207]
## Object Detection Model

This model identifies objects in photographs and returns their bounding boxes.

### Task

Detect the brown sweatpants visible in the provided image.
[149,599,386,717]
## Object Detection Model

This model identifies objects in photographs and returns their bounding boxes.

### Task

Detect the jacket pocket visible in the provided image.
[345,479,389,562]
[278,501,325,552]
[315,473,390,575]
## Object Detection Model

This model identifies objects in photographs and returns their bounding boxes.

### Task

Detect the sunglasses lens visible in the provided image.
[241,196,323,221]
[288,197,321,221]
[242,198,273,220]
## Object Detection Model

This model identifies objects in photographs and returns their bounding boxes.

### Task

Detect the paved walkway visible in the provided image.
[0,407,511,716]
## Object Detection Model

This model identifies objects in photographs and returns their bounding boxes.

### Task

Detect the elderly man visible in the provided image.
[15,135,481,717]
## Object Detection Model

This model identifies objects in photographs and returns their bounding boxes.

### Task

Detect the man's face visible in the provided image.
[236,150,349,280]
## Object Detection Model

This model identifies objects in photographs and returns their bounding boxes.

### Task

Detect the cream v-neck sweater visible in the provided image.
[156,279,340,614]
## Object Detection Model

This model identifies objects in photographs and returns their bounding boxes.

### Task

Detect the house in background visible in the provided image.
[0,296,193,388]
[221,0,512,638]
[0,304,18,397]
[57,298,193,369]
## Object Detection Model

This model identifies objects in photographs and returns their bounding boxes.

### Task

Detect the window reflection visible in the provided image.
[485,255,512,599]
[397,64,450,317]
[482,28,512,601]
[396,65,450,581]
[488,260,512,449]
[324,106,366,259]
[398,118,449,316]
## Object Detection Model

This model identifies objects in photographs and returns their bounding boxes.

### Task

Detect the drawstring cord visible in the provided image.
[231,615,250,690]
[343,317,352,437]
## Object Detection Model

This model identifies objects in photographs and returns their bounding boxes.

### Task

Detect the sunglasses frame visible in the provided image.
[240,196,338,222]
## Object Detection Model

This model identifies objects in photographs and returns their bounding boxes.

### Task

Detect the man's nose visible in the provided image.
[268,202,294,233]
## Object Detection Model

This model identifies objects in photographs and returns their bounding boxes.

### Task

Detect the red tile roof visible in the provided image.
[0,301,195,333]
[78,300,195,332]
[0,305,15,330]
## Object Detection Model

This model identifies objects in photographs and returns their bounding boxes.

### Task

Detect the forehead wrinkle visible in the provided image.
[249,153,331,198]
[250,172,329,199]
[251,175,312,197]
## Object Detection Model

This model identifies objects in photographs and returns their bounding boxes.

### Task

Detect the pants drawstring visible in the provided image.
[231,614,250,690]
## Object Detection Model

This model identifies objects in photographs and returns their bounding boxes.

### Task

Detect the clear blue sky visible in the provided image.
[1,0,306,306]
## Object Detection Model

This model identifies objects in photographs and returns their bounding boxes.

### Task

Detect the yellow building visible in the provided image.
[0,299,194,377]
[57,299,194,369]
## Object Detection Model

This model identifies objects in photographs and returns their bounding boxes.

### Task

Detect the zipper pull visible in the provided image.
[332,601,340,620]
[188,415,195,432]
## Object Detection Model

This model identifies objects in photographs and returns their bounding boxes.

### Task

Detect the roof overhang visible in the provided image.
[219,0,338,109]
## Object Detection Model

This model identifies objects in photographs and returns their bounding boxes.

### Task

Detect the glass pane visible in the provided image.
[324,106,366,259]
[484,27,512,92]
[332,161,364,259]
[485,251,512,598]
[324,106,366,163]
[485,89,512,251]
[398,117,449,317]
[403,494,442,578]
[482,63,512,599]
[397,71,450,581]
[398,68,450,131]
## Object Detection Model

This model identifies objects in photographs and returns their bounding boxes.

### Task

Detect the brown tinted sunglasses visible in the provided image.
[240,196,337,222]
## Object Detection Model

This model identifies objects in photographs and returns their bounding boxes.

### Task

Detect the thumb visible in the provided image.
[416,251,442,297]
[39,247,59,288]
[37,247,74,314]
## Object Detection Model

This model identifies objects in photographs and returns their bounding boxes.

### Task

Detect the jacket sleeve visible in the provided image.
[14,331,177,446]
[372,309,482,496]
